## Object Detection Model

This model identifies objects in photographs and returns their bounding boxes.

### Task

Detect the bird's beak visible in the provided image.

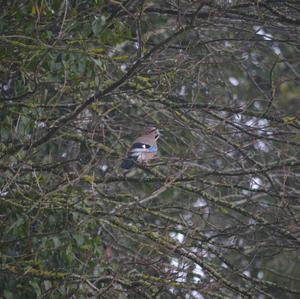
[155,129,161,140]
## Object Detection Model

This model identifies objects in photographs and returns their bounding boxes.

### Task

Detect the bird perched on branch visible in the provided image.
[120,127,160,169]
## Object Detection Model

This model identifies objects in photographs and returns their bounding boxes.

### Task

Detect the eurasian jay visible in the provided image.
[120,127,160,169]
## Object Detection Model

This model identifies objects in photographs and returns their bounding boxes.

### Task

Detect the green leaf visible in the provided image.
[82,175,95,184]
[29,280,41,297]
[3,290,14,299]
[52,237,61,249]
[74,234,85,247]
[44,280,52,291]
[282,116,298,125]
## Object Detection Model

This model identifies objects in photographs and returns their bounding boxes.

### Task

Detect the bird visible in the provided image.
[120,127,160,169]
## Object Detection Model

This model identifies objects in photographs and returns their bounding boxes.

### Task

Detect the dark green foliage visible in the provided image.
[1,1,300,298]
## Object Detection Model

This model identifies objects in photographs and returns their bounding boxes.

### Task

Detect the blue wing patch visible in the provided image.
[148,146,157,153]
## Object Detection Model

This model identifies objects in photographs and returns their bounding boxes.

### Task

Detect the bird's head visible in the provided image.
[144,127,160,140]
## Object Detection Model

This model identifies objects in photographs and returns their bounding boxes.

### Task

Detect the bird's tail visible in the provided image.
[120,158,135,169]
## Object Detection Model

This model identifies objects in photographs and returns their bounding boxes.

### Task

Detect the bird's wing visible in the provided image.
[128,143,157,158]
